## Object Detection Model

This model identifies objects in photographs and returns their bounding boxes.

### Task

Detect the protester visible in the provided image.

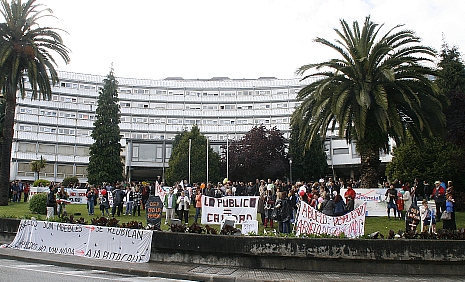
[344,184,355,212]
[420,199,436,233]
[385,184,398,220]
[176,191,190,224]
[86,186,97,215]
[264,190,276,228]
[275,192,291,234]
[57,186,69,217]
[99,188,110,216]
[443,193,456,230]
[431,181,446,222]
[132,186,142,216]
[194,188,202,223]
[46,185,57,219]
[124,186,134,216]
[111,185,125,217]
[164,187,177,225]
[333,194,346,216]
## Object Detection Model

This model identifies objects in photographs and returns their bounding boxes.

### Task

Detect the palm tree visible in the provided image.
[30,155,45,180]
[0,0,70,205]
[291,16,447,188]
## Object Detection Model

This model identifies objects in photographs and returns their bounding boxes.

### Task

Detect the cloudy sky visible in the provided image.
[38,0,464,80]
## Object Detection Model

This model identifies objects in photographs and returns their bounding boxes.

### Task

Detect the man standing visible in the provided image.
[111,185,126,217]
[46,185,57,219]
[431,181,446,221]
[164,188,177,225]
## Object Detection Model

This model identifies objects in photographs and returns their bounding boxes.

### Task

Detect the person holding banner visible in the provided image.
[177,191,191,224]
[344,184,355,212]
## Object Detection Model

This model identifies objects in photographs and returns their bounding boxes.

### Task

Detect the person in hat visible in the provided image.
[431,181,446,221]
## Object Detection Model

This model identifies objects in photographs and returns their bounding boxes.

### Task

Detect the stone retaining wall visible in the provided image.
[1,218,464,275]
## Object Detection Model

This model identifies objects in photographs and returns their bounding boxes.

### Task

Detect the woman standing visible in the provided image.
[264,190,276,228]
[443,193,456,230]
[177,191,191,224]
[194,189,202,223]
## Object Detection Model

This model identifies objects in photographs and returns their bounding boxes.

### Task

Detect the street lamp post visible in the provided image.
[289,158,293,184]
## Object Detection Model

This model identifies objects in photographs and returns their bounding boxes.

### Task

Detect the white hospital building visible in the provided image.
[11,71,393,183]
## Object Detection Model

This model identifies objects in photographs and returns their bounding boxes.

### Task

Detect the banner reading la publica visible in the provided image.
[295,201,366,238]
[201,195,259,225]
[9,219,153,263]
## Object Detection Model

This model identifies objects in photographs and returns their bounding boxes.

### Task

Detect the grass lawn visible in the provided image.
[1,201,463,237]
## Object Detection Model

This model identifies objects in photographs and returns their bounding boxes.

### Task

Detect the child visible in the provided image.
[420,199,436,233]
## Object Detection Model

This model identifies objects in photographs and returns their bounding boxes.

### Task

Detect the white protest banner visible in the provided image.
[9,219,152,263]
[201,195,259,225]
[295,201,366,238]
[29,187,88,204]
[340,188,396,216]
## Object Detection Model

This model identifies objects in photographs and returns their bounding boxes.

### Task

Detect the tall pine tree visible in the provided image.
[87,68,123,185]
[436,43,465,147]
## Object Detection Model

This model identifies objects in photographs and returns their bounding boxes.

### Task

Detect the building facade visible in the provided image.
[11,71,392,183]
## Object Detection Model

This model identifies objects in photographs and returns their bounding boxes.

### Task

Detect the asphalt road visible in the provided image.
[0,258,197,282]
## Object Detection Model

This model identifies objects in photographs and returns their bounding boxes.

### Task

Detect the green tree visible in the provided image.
[386,137,465,190]
[30,155,46,180]
[0,0,70,205]
[87,68,123,185]
[436,43,465,147]
[166,125,220,185]
[291,16,447,188]
[288,124,327,182]
[224,125,288,182]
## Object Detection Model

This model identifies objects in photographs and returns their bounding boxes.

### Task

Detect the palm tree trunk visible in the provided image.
[359,146,381,188]
[0,90,16,206]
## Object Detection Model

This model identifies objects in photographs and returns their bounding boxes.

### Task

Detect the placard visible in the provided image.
[241,220,259,235]
[146,195,163,229]
[201,195,259,225]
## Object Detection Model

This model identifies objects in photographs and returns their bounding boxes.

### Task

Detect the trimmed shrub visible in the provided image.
[33,179,50,187]
[29,192,48,214]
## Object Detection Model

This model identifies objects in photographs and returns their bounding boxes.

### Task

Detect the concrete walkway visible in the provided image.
[0,247,461,282]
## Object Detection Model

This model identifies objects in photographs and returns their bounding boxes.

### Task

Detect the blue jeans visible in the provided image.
[88,199,94,215]
[125,201,133,215]
[194,207,201,223]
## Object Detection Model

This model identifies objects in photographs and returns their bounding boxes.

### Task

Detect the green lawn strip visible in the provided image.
[1,201,463,236]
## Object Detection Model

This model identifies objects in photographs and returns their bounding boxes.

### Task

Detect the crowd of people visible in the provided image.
[382,179,457,232]
[10,176,459,234]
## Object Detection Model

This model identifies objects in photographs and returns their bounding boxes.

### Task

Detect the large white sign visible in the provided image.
[29,187,89,204]
[340,188,389,216]
[9,219,153,263]
[201,195,259,225]
[295,201,366,238]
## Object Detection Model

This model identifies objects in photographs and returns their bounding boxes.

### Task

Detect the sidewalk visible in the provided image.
[0,247,461,282]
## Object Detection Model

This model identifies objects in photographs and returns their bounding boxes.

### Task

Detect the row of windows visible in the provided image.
[120,102,292,110]
[17,142,89,156]
[17,162,87,176]
[18,125,91,136]
[120,117,289,125]
[59,81,300,96]
[19,107,95,120]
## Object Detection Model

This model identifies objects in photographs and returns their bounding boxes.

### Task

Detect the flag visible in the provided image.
[155,181,165,199]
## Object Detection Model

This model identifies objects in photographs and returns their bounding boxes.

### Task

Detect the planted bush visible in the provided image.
[28,192,47,214]
[33,179,50,187]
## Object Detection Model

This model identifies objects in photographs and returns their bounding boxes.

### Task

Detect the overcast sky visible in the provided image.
[38,0,465,80]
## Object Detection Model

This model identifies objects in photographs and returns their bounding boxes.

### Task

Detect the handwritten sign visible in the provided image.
[9,219,152,263]
[201,195,259,225]
[241,220,259,235]
[146,195,163,229]
[295,201,366,238]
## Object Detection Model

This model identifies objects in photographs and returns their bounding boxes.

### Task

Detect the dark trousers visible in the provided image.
[178,208,189,224]
[112,203,123,216]
[133,205,141,216]
[435,201,446,221]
